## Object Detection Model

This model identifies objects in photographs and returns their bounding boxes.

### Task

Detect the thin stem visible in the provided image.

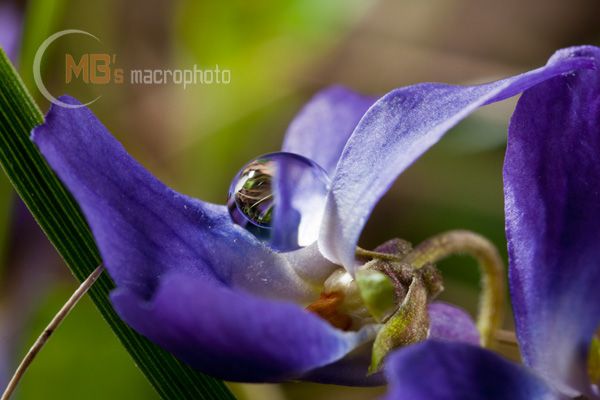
[356,247,403,262]
[1,264,104,400]
[402,230,505,349]
[494,329,521,363]
[495,329,518,346]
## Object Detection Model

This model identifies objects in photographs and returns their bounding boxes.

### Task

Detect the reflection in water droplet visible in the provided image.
[227,152,330,251]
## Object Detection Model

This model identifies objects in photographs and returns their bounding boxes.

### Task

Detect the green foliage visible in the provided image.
[369,278,429,374]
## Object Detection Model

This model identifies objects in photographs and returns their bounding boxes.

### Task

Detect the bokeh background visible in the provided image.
[0,0,599,399]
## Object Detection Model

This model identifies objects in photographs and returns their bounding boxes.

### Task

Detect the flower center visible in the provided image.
[306,231,506,374]
[307,251,444,328]
[306,238,445,374]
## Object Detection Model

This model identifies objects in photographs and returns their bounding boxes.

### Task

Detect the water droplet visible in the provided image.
[227,152,330,250]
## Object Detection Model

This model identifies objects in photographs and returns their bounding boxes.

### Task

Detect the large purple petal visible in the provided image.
[111,271,377,383]
[504,46,600,395]
[282,86,374,175]
[318,46,597,270]
[32,96,320,302]
[384,341,562,400]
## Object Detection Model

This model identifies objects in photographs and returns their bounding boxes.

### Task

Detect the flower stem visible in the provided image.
[495,329,517,346]
[1,264,104,400]
[495,329,521,362]
[356,247,403,262]
[402,230,505,348]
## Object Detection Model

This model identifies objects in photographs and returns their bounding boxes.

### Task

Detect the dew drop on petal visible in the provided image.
[227,152,330,250]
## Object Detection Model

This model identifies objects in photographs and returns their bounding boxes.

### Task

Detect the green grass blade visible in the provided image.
[0,49,235,400]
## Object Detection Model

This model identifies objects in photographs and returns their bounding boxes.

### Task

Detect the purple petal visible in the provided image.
[269,152,331,252]
[384,341,562,400]
[32,96,319,301]
[504,46,600,395]
[111,271,377,383]
[282,86,374,175]
[428,302,480,345]
[318,46,597,270]
[277,87,373,253]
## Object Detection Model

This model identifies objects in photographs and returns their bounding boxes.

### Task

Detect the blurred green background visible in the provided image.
[0,0,599,399]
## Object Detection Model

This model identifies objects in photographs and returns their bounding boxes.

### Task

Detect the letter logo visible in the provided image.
[34,29,102,109]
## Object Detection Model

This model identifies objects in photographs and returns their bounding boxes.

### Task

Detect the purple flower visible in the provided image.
[384,46,600,399]
[31,45,597,386]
